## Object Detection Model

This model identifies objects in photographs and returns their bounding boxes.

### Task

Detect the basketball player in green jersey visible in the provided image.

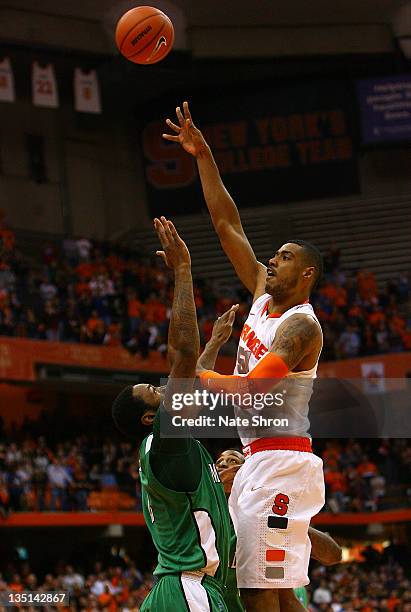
[112,216,238,612]
[215,449,342,611]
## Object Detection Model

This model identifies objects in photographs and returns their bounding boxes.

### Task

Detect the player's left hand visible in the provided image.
[154,216,191,270]
[211,304,239,345]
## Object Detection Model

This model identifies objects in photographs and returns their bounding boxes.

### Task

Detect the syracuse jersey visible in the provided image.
[234,293,322,445]
[230,293,325,590]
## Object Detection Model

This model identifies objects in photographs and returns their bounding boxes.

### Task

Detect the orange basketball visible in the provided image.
[115,6,174,65]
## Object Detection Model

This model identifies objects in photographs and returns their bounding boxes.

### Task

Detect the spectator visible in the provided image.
[62,565,85,592]
[313,579,332,604]
[47,459,72,511]
[338,325,361,358]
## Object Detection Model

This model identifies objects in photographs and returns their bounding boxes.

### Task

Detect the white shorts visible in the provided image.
[229,442,325,589]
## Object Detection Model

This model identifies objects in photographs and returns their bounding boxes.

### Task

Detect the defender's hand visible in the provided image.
[154,216,191,269]
[162,101,208,158]
[211,304,239,346]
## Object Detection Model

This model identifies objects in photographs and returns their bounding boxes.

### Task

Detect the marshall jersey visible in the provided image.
[234,293,322,445]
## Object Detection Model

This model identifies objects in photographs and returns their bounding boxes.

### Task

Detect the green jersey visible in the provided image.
[139,409,231,587]
[225,524,245,612]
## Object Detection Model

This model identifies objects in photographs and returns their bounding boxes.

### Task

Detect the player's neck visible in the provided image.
[267,292,310,315]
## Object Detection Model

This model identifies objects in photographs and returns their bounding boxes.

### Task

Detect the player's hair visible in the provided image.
[287,239,323,290]
[112,385,149,440]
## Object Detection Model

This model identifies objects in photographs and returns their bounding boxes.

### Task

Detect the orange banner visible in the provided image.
[0,337,410,382]
[0,337,167,382]
[1,508,410,528]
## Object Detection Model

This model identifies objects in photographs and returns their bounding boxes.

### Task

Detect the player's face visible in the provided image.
[215,449,245,473]
[265,243,306,298]
[133,383,166,409]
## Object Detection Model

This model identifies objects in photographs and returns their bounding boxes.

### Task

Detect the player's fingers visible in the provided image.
[167,220,181,243]
[155,219,169,248]
[161,216,174,244]
[176,106,184,126]
[156,250,167,265]
[165,118,181,133]
[183,101,192,122]
[227,310,236,326]
[162,134,180,142]
[167,220,178,236]
[167,220,185,246]
[154,217,164,237]
[220,304,239,320]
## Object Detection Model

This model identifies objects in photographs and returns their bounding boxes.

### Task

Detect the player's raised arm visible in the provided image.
[154,216,199,402]
[163,101,267,299]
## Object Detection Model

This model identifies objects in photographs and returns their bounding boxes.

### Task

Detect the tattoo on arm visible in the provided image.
[168,267,200,357]
[271,315,321,371]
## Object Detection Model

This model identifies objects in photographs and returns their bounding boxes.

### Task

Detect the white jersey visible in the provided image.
[234,293,322,444]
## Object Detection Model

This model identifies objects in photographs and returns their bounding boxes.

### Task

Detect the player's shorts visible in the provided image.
[224,566,245,612]
[140,571,228,612]
[294,586,309,607]
[229,437,325,590]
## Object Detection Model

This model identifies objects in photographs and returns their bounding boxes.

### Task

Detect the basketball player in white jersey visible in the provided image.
[163,102,325,611]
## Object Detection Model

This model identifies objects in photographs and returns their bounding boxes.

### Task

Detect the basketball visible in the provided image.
[115,6,174,65]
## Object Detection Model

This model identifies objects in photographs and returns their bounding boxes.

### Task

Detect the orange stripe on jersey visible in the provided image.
[266,549,286,562]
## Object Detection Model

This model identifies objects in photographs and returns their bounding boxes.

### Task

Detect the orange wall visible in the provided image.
[0,337,410,381]
[0,383,43,429]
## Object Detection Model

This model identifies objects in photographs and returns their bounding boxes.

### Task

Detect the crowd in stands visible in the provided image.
[0,547,410,611]
[0,433,141,516]
[0,216,410,361]
[321,439,411,513]
[0,559,154,611]
[308,555,411,611]
[1,426,410,515]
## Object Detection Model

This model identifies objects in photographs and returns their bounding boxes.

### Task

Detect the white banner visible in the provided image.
[0,57,15,102]
[361,362,386,394]
[74,68,101,114]
[32,61,59,108]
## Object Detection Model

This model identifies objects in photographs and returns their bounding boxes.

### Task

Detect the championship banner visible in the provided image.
[74,68,102,114]
[357,74,411,145]
[0,57,15,102]
[140,80,359,216]
[32,61,59,108]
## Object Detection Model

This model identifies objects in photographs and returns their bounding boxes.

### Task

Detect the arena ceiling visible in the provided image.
[0,0,403,25]
[0,0,406,56]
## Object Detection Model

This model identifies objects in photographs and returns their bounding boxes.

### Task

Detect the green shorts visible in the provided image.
[140,572,228,612]
[294,586,308,607]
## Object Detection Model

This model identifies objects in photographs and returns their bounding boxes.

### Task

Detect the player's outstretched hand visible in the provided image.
[211,304,239,346]
[154,216,191,270]
[162,101,208,158]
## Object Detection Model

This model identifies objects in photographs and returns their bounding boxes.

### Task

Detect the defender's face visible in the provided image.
[216,449,245,473]
[132,384,166,409]
[265,243,305,297]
